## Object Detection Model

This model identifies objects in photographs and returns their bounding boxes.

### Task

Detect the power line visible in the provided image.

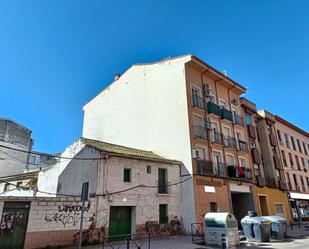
[0,144,102,160]
[0,179,79,197]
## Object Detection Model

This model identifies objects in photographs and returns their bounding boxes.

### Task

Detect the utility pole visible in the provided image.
[78,182,89,249]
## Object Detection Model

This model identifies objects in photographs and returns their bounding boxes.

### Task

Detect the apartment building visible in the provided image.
[82,55,256,231]
[0,118,33,177]
[275,115,309,222]
[242,107,291,221]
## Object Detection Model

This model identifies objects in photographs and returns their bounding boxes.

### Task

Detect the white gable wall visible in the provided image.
[82,56,196,232]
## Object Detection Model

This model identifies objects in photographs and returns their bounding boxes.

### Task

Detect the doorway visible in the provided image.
[231,192,255,228]
[259,195,270,216]
[109,206,132,239]
[0,201,30,249]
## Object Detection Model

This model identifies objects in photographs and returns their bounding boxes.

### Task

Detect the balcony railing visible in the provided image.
[207,101,221,116]
[226,165,253,180]
[210,130,224,145]
[197,160,213,175]
[197,160,226,177]
[192,94,207,110]
[237,140,248,152]
[223,135,237,149]
[221,108,233,122]
[232,113,244,126]
[265,177,277,188]
[213,162,226,177]
[194,126,208,140]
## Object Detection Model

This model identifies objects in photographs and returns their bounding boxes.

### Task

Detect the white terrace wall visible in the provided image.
[0,197,100,249]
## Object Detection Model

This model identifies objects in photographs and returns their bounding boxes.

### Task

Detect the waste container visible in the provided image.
[262,216,287,240]
[204,212,240,248]
[241,216,271,242]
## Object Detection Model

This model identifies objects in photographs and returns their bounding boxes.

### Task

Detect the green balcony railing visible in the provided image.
[207,101,221,116]
[221,108,233,121]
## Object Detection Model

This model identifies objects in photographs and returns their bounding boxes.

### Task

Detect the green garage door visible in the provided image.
[0,202,30,249]
[109,206,132,239]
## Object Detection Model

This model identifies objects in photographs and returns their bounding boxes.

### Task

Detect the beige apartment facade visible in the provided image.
[82,55,257,231]
[275,115,309,222]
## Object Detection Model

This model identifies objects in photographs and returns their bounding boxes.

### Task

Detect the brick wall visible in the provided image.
[0,196,99,249]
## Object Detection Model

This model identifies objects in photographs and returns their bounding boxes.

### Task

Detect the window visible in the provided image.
[147,165,151,174]
[219,99,227,109]
[277,129,282,142]
[286,173,291,189]
[158,168,167,194]
[284,133,290,147]
[123,168,131,182]
[196,146,207,160]
[275,203,285,217]
[302,158,305,168]
[293,174,299,190]
[4,183,10,192]
[267,126,272,135]
[289,153,294,167]
[16,181,22,189]
[291,136,296,151]
[297,139,302,153]
[303,142,308,155]
[306,177,309,190]
[295,155,301,170]
[301,176,306,192]
[210,202,218,212]
[159,204,168,224]
[280,150,287,167]
[239,158,247,168]
[192,87,200,107]
[226,154,235,166]
[245,114,251,125]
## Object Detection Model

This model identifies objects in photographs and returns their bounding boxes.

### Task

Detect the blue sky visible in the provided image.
[1,0,308,153]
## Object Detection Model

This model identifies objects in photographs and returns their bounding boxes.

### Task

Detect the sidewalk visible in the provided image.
[72,226,309,249]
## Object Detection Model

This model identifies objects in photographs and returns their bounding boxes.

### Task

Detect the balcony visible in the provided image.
[197,160,226,177]
[192,94,207,110]
[232,113,244,126]
[221,108,233,122]
[210,130,224,145]
[194,126,208,140]
[237,140,248,152]
[207,101,221,116]
[223,135,237,149]
[278,180,287,190]
[256,176,266,187]
[227,165,250,180]
[213,162,226,177]
[197,160,213,175]
[265,177,277,188]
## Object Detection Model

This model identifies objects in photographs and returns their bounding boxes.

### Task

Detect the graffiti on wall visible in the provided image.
[44,202,90,227]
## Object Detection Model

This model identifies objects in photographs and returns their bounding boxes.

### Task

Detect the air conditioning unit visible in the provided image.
[203,83,211,96]
[231,98,239,106]
[192,149,200,159]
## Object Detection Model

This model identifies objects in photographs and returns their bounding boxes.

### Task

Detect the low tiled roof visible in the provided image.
[81,137,181,164]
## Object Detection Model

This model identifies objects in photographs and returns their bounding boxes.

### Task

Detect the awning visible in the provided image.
[290,192,309,200]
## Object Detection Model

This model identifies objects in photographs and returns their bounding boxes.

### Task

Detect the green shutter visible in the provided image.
[158,168,167,193]
[159,204,168,224]
[123,168,131,182]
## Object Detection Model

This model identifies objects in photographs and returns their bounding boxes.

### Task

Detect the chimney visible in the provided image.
[114,73,121,81]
